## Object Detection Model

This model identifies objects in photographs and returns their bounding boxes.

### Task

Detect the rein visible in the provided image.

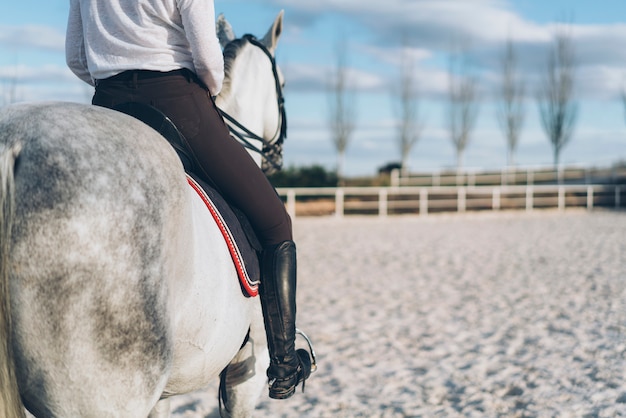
[218,34,287,174]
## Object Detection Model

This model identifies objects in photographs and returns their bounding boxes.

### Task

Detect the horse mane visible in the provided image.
[221,37,248,98]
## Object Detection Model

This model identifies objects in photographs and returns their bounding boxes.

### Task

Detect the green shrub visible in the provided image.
[268,165,338,188]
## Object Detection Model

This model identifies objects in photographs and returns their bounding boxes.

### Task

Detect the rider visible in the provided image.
[66,0,312,399]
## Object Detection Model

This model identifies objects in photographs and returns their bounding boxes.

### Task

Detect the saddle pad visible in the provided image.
[187,174,260,297]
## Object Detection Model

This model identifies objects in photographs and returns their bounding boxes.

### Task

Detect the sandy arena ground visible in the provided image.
[170,210,626,417]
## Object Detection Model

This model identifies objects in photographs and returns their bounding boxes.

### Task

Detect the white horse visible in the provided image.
[0,12,287,418]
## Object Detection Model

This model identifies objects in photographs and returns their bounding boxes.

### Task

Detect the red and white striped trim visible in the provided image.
[186,175,259,297]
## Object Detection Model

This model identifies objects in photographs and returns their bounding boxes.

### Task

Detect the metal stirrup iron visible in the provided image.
[296,328,317,373]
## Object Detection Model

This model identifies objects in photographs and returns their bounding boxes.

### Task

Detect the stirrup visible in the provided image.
[267,329,317,399]
[296,328,317,373]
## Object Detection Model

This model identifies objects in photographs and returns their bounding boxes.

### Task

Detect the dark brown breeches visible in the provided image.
[93,69,292,246]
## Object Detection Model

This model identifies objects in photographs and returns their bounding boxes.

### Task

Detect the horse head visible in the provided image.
[216,11,286,174]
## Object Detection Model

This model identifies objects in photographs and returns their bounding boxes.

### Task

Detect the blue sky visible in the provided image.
[1,1,626,175]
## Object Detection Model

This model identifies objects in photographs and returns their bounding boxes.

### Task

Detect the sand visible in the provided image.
[169,210,626,417]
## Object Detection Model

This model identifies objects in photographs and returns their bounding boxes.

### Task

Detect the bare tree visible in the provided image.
[497,37,525,167]
[621,88,626,127]
[537,26,577,167]
[392,44,422,174]
[328,37,356,185]
[447,48,480,170]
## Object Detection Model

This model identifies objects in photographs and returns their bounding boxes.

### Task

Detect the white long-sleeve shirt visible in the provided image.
[66,0,224,95]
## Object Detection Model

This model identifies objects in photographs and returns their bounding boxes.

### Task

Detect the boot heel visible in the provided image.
[268,349,312,399]
[268,380,297,399]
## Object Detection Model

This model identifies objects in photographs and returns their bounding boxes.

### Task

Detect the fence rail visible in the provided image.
[390,166,626,188]
[276,185,624,218]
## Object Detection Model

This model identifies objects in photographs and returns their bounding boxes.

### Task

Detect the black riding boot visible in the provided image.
[259,240,313,399]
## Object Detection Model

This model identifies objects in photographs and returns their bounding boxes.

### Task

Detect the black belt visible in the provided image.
[96,68,194,86]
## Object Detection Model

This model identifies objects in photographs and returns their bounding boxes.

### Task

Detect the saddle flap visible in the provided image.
[187,174,260,297]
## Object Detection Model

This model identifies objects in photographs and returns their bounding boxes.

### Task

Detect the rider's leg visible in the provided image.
[93,71,312,398]
[259,240,312,399]
[165,83,313,399]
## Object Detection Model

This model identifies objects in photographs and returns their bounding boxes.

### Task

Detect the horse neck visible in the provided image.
[216,46,279,141]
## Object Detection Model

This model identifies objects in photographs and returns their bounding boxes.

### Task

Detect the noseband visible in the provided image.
[218,34,287,175]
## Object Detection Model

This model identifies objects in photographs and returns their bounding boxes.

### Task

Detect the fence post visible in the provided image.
[420,188,428,215]
[458,187,466,213]
[587,186,594,211]
[492,187,501,210]
[558,186,565,211]
[433,172,440,187]
[379,189,388,218]
[468,172,475,188]
[526,185,533,211]
[390,169,400,188]
[335,188,344,218]
[286,189,296,219]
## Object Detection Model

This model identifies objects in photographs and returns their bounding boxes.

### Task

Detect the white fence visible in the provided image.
[276,184,624,219]
[390,166,626,188]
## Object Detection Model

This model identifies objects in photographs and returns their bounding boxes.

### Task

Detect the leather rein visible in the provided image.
[218,34,287,174]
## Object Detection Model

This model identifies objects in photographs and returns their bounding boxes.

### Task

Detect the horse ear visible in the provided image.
[261,10,284,54]
[216,13,236,49]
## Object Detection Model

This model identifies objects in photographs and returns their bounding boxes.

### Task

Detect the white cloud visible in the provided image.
[577,65,625,101]
[0,64,75,83]
[0,25,65,52]
[0,64,90,104]
[260,0,626,102]
[284,62,386,92]
[359,43,432,67]
[252,0,550,46]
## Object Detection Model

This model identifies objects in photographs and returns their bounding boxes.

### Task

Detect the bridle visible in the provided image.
[218,34,287,175]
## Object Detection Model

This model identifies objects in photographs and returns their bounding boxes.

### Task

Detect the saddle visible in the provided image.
[113,102,261,297]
